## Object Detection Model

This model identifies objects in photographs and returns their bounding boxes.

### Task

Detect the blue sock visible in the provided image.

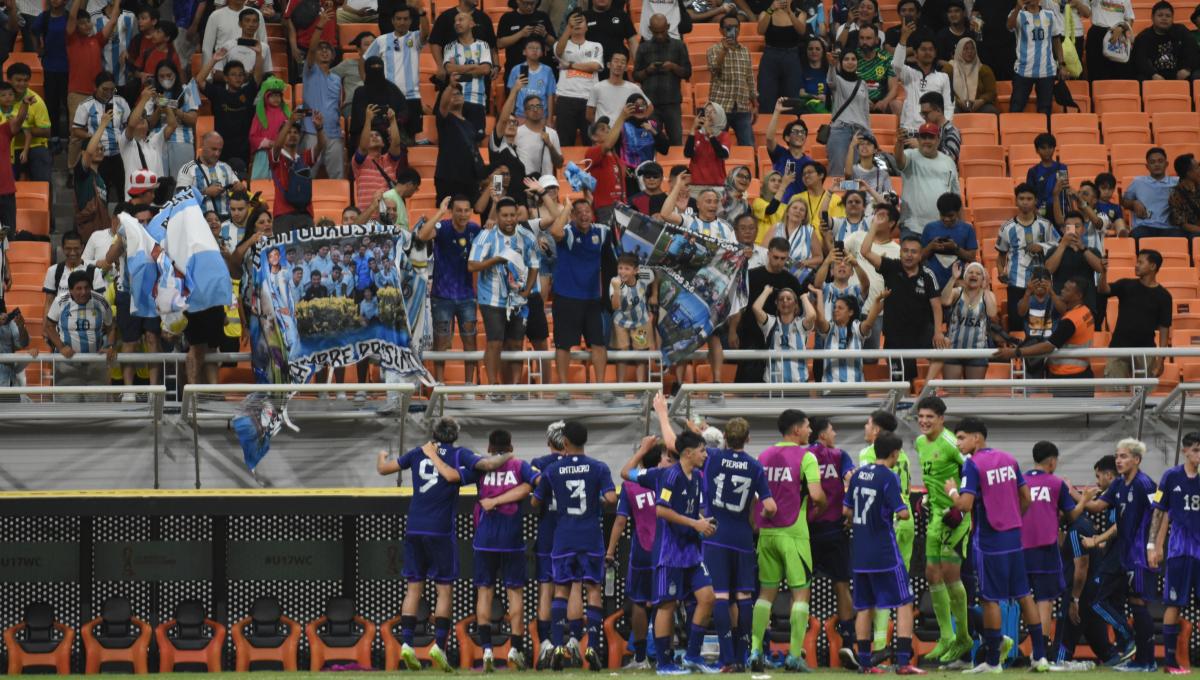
[838,618,857,655]
[1028,623,1045,661]
[434,617,450,649]
[570,618,584,641]
[586,606,603,649]
[713,599,733,666]
[550,598,567,647]
[1163,623,1180,667]
[857,639,872,670]
[1131,604,1153,665]
[735,599,753,662]
[687,623,707,659]
[537,618,550,645]
[632,637,647,662]
[479,623,493,652]
[400,614,416,646]
[896,636,913,667]
[656,635,673,667]
[984,629,1003,667]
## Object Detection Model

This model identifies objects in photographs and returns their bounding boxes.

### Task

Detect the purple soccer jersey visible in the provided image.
[844,463,908,572]
[533,454,615,556]
[399,444,483,536]
[1154,465,1200,560]
[654,463,705,568]
[703,447,772,552]
[1100,470,1158,570]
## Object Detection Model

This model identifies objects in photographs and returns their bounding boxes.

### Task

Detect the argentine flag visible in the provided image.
[161,188,234,313]
[118,213,164,318]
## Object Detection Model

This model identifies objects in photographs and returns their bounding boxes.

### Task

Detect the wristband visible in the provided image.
[948,488,959,498]
[1146,542,1156,549]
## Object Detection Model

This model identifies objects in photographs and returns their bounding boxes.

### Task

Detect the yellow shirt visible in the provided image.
[796,190,845,243]
[752,196,787,245]
[0,91,51,159]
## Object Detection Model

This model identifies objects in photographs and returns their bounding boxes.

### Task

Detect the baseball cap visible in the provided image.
[636,161,663,178]
[127,169,158,196]
[917,123,941,137]
[538,174,559,190]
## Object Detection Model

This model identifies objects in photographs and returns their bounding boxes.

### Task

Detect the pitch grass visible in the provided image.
[52,671,1139,679]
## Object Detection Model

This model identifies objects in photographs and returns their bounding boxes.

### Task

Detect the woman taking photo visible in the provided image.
[824,48,872,177]
[757,0,809,113]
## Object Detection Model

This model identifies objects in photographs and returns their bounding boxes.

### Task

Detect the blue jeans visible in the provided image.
[1010,74,1054,114]
[826,123,863,178]
[727,110,755,147]
[431,297,477,338]
[757,46,804,114]
[16,146,51,181]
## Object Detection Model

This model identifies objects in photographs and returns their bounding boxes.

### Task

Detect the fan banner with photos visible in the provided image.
[242,222,429,385]
[614,204,748,366]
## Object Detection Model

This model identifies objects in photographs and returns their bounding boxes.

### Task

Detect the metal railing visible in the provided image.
[181,383,416,490]
[425,381,663,432]
[667,381,912,421]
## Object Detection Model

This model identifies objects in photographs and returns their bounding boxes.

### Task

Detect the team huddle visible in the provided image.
[375,395,1200,675]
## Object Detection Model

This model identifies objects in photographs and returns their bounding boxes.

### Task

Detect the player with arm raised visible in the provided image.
[375,417,513,672]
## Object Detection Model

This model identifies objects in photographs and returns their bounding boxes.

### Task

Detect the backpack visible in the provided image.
[289,0,320,29]
[53,263,97,292]
[280,152,312,210]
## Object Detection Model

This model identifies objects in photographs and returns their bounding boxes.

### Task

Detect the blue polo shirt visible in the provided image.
[1124,174,1179,231]
[301,64,343,138]
[921,219,979,288]
[552,222,611,300]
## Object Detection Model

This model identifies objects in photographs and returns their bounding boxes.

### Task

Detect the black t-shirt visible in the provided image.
[498,10,556,75]
[429,7,497,50]
[878,257,937,335]
[738,266,804,348]
[436,111,485,183]
[1108,278,1173,348]
[1047,245,1100,317]
[204,78,257,161]
[585,8,635,64]
[883,24,936,52]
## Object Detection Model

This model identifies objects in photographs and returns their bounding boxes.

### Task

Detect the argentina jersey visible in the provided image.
[363,30,424,99]
[1015,9,1063,79]
[469,228,537,308]
[612,277,651,329]
[398,443,482,535]
[654,463,704,568]
[760,313,810,382]
[822,321,865,382]
[94,11,136,86]
[947,292,989,350]
[997,217,1057,288]
[703,448,771,552]
[75,96,131,156]
[533,454,614,556]
[685,214,735,242]
[443,40,492,106]
[772,222,816,281]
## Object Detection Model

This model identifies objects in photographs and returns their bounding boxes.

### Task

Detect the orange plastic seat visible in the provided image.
[1139,238,1192,267]
[1092,80,1142,114]
[232,597,301,672]
[999,113,1049,150]
[4,603,74,675]
[966,177,1016,208]
[1057,144,1109,178]
[1142,80,1192,113]
[1051,113,1100,145]
[155,601,226,672]
[81,597,151,674]
[1101,113,1152,145]
[307,597,375,671]
[455,614,515,670]
[958,145,1006,178]
[955,113,999,146]
[1152,112,1200,145]
[1110,144,1154,179]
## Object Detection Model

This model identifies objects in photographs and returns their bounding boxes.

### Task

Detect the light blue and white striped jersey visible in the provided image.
[759,313,809,383]
[821,281,865,321]
[218,220,243,250]
[362,30,425,100]
[176,159,238,217]
[833,216,870,242]
[946,290,990,350]
[821,320,864,383]
[47,291,112,354]
[771,222,817,282]
[1082,219,1106,253]
[442,39,492,107]
[94,10,137,86]
[469,227,540,308]
[1013,8,1063,79]
[996,216,1059,288]
[517,222,544,295]
[72,96,131,157]
[153,81,202,145]
[611,277,651,329]
[684,214,736,242]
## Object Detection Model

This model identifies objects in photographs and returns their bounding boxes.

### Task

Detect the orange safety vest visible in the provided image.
[1047,305,1094,376]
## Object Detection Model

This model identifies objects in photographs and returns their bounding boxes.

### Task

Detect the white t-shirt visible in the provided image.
[1088,0,1134,28]
[844,230,899,311]
[118,130,166,200]
[214,38,274,76]
[556,39,604,100]
[82,229,125,292]
[514,124,561,177]
[638,0,681,39]
[899,149,960,236]
[587,80,645,125]
[42,262,107,298]
[201,5,268,61]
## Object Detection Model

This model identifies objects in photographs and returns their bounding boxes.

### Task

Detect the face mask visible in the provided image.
[159,77,176,89]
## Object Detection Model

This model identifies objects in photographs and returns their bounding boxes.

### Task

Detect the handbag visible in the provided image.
[1061,5,1083,77]
[1103,24,1131,63]
[816,79,862,145]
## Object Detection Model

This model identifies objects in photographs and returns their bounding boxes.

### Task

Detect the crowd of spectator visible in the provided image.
[0,0,1198,396]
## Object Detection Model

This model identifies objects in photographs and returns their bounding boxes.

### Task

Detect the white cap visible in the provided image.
[538,174,559,190]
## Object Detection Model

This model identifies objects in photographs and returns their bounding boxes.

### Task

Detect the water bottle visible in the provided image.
[604,563,616,597]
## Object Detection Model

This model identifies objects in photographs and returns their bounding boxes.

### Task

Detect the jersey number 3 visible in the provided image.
[565,479,588,516]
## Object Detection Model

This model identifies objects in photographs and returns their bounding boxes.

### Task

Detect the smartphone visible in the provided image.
[236,37,256,47]
[518,63,528,79]
[9,308,20,321]
[834,240,845,253]
[784,160,795,177]
[695,107,705,116]
[301,108,313,117]
[492,174,503,193]
[839,180,858,190]
[821,210,830,227]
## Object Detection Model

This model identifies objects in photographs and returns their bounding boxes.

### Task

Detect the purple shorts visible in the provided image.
[976,548,1031,602]
[551,552,604,585]
[703,544,757,595]
[852,567,914,610]
[1163,556,1198,607]
[653,563,713,604]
